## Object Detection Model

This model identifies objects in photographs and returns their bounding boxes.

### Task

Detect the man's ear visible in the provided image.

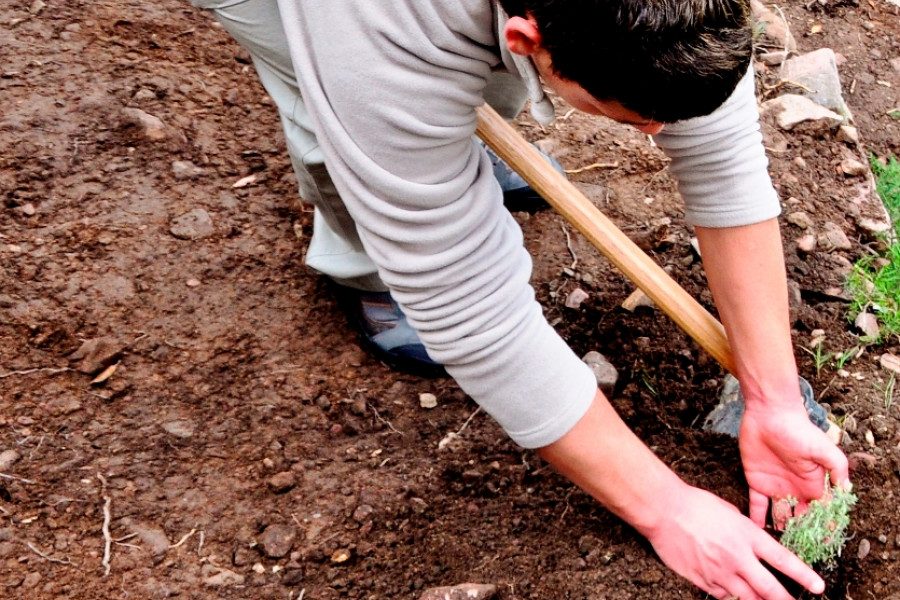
[504,15,542,57]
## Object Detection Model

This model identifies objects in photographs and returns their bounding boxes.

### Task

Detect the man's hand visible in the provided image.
[646,484,826,600]
[740,403,850,527]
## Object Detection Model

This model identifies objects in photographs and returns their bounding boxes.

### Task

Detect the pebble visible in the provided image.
[21,203,35,216]
[621,289,655,312]
[0,450,21,472]
[817,223,852,252]
[854,312,880,339]
[121,107,169,141]
[202,566,245,587]
[257,524,296,558]
[267,471,296,493]
[858,538,871,559]
[792,156,807,169]
[582,351,618,399]
[23,572,41,588]
[786,211,814,229]
[879,534,888,544]
[564,287,590,309]
[171,160,205,180]
[162,420,195,439]
[837,125,859,144]
[170,208,216,240]
[419,393,438,409]
[795,234,817,254]
[840,158,867,177]
[68,337,124,375]
[760,94,843,132]
[133,88,156,102]
[419,583,497,600]
[186,278,201,287]
[353,504,375,523]
[880,353,900,375]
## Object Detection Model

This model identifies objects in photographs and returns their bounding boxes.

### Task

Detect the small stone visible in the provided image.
[858,538,871,559]
[792,156,807,169]
[817,223,852,252]
[621,289,655,312]
[353,504,375,523]
[857,218,891,237]
[760,94,843,131]
[258,524,296,558]
[68,337,125,375]
[795,234,817,253]
[419,583,497,600]
[23,572,41,588]
[564,287,590,309]
[840,158,867,177]
[252,563,266,574]
[121,107,169,141]
[825,422,842,445]
[21,203,35,216]
[203,567,245,587]
[864,429,876,448]
[124,520,170,559]
[837,125,859,145]
[186,278,201,287]
[267,471,296,494]
[133,88,157,102]
[854,312,880,339]
[879,534,888,544]
[786,211,814,229]
[880,353,900,375]
[162,420,194,439]
[419,393,438,409]
[636,567,664,586]
[29,0,45,14]
[170,208,215,240]
[0,450,20,471]
[44,397,82,416]
[892,57,900,75]
[330,548,352,563]
[171,160,205,180]
[582,351,618,399]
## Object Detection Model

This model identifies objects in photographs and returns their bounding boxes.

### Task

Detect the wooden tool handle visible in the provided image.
[475,104,736,374]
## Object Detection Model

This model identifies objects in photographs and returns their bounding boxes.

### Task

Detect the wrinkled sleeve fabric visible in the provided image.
[275,0,597,448]
[653,68,782,228]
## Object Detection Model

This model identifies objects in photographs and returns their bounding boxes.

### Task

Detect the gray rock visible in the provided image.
[796,233,817,253]
[840,158,867,177]
[124,520,170,559]
[786,211,814,229]
[837,125,859,145]
[121,108,169,141]
[202,566,245,587]
[162,420,195,439]
[817,222,852,252]
[760,94,843,131]
[0,450,21,472]
[419,583,497,600]
[68,337,125,375]
[704,375,829,437]
[854,313,880,339]
[781,49,851,118]
[133,88,156,102]
[170,208,215,240]
[258,524,296,559]
[171,160,205,180]
[750,0,798,54]
[564,287,590,309]
[582,351,618,399]
[267,471,296,494]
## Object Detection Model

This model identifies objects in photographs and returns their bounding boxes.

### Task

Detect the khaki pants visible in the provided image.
[191,0,528,290]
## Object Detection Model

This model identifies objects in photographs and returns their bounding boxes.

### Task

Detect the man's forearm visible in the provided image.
[695,218,802,408]
[537,389,685,537]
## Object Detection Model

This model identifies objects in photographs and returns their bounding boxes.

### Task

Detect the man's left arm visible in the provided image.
[653,67,849,524]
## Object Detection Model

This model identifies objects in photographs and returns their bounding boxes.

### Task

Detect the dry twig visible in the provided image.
[564,161,619,175]
[0,367,72,379]
[561,224,578,270]
[26,541,72,565]
[0,472,36,484]
[169,528,197,549]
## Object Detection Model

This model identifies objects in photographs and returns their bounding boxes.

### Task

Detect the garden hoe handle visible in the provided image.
[475,103,737,374]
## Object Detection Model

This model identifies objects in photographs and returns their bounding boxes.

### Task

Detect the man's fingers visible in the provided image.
[754,531,826,595]
[748,488,768,527]
[814,434,851,489]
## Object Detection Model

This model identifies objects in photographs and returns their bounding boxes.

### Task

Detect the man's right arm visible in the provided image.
[539,389,827,600]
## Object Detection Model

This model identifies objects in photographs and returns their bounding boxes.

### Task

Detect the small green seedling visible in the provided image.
[780,477,857,568]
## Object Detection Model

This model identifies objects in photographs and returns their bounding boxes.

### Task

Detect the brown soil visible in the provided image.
[1,1,899,599]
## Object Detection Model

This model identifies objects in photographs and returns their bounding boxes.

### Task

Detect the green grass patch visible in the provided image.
[847,156,900,343]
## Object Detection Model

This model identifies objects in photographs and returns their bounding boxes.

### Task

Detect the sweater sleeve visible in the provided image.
[652,67,782,228]
[276,0,597,448]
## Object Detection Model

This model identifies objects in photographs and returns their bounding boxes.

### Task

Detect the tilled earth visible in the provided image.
[1,1,899,599]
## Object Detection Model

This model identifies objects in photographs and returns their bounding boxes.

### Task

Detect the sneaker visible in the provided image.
[480,141,565,211]
[332,284,446,378]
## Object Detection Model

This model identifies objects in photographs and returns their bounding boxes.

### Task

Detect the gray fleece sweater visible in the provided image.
[275,0,780,448]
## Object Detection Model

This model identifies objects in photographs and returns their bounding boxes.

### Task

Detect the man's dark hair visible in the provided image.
[499,0,753,123]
